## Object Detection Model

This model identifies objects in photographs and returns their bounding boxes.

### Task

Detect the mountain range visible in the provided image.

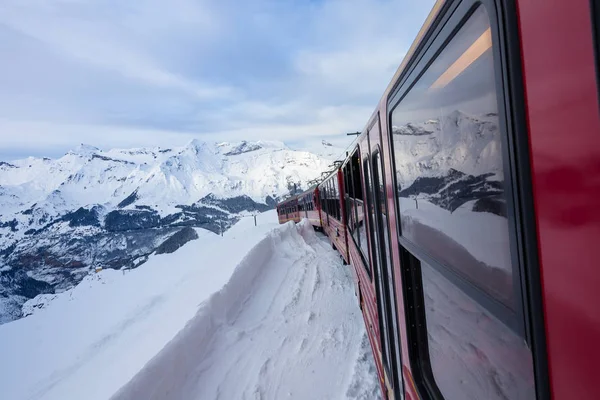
[0,139,339,323]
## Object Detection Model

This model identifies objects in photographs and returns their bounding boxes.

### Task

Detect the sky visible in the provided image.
[0,0,435,161]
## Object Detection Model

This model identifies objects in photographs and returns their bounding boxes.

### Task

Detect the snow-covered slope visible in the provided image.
[0,139,327,220]
[0,139,332,324]
[0,212,379,400]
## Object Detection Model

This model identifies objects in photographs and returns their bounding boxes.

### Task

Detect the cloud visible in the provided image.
[0,0,436,160]
[0,0,234,99]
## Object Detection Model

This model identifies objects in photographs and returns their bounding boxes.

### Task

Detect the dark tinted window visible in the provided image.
[391,6,513,309]
[343,165,351,222]
[327,180,332,220]
[593,0,600,104]
[372,150,403,395]
[358,160,371,266]
[420,259,535,400]
[365,159,379,270]
[324,183,330,224]
[373,151,399,348]
[347,154,361,245]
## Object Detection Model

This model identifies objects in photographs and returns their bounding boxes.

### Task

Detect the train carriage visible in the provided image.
[277,0,600,398]
[296,187,322,228]
[317,170,350,264]
[276,196,300,224]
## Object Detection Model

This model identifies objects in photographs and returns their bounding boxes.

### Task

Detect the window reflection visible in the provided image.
[421,261,535,400]
[391,6,514,308]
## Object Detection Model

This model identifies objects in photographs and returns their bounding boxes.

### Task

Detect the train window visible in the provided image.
[333,178,340,220]
[319,182,328,223]
[371,149,403,396]
[329,180,333,219]
[360,159,373,272]
[332,178,338,221]
[344,165,352,223]
[344,164,354,228]
[348,152,361,246]
[347,158,359,238]
[418,257,535,400]
[325,181,331,225]
[389,4,537,400]
[390,5,515,310]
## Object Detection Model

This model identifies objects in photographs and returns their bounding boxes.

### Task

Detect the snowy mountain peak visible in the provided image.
[69,143,101,157]
[0,161,17,169]
[223,141,262,156]
[184,138,208,152]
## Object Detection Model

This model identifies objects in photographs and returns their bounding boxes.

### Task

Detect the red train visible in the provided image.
[277,0,600,399]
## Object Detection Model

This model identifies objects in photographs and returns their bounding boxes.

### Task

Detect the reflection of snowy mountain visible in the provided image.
[393,110,504,215]
[394,111,513,307]
[399,169,505,216]
[0,140,330,323]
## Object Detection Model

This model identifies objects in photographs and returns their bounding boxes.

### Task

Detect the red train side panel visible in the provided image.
[517,0,600,397]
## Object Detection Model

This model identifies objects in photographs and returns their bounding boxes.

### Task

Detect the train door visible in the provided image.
[367,116,403,399]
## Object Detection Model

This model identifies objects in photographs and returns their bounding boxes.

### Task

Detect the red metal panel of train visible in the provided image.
[517,1,600,398]
[277,0,600,399]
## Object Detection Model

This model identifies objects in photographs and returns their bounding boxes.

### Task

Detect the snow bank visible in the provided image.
[0,211,378,399]
[110,222,297,399]
[0,211,278,400]
[112,219,378,399]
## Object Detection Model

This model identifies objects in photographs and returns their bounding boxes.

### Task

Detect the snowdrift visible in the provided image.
[112,220,378,399]
[0,213,378,400]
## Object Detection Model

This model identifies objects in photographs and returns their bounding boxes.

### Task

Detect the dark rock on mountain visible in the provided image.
[171,203,236,234]
[224,141,262,156]
[199,193,272,214]
[91,154,134,165]
[118,190,139,208]
[61,207,101,227]
[265,195,278,207]
[105,210,161,232]
[22,206,34,215]
[155,227,198,255]
[1,268,54,302]
[0,242,16,258]
[0,219,18,232]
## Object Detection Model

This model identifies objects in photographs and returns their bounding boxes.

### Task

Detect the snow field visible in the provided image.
[0,213,278,400]
[112,219,380,400]
[0,211,379,399]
